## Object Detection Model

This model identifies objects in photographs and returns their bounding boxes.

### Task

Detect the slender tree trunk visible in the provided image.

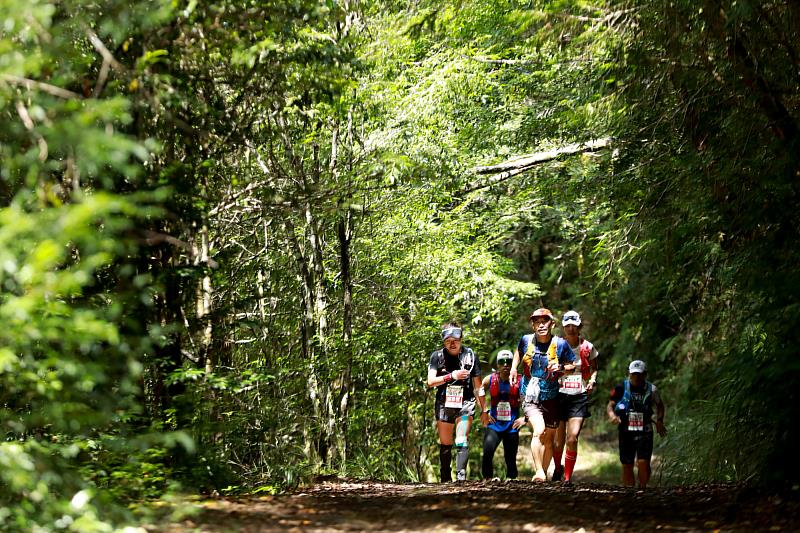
[283,213,326,466]
[332,207,353,468]
[196,224,214,373]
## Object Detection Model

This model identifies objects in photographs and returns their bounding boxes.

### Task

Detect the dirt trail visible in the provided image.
[159,479,799,532]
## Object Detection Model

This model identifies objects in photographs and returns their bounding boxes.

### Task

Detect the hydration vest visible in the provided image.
[489,372,520,408]
[434,347,476,373]
[521,335,559,379]
[615,379,653,418]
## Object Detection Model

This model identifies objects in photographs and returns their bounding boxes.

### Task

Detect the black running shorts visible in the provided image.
[557,392,591,421]
[618,429,654,464]
[435,398,477,423]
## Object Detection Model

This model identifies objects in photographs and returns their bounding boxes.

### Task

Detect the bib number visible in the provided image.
[560,373,584,395]
[445,385,464,408]
[496,401,512,421]
[628,411,644,431]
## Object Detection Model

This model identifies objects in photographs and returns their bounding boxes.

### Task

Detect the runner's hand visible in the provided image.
[545,362,561,380]
[480,411,494,427]
[656,420,667,437]
[452,369,470,380]
[510,367,518,385]
[609,414,621,425]
[512,418,526,430]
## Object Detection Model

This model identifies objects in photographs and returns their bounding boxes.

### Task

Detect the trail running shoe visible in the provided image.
[456,470,466,481]
[552,466,563,481]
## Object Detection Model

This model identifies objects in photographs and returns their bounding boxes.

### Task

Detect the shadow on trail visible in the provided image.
[161,479,799,532]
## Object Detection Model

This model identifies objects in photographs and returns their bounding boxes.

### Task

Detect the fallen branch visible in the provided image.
[473,138,611,175]
[465,138,612,193]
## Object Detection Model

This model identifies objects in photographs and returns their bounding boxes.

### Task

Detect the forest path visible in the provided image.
[157,479,798,532]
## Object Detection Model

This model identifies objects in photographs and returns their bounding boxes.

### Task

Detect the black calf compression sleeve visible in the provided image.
[439,444,453,482]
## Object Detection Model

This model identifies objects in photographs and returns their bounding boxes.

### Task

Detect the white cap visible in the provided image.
[496,349,514,361]
[629,360,647,374]
[562,310,581,327]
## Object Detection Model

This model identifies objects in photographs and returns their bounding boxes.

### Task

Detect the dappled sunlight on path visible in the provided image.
[156,479,799,532]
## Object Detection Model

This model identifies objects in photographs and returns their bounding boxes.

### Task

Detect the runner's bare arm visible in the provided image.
[510,349,520,384]
[427,367,447,388]
[473,375,486,412]
[607,399,621,424]
[428,367,469,387]
[481,375,491,395]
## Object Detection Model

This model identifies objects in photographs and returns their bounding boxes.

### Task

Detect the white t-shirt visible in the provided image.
[559,339,599,395]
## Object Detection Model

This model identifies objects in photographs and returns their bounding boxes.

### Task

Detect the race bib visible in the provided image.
[559,373,584,395]
[628,411,644,431]
[445,385,464,408]
[496,401,512,421]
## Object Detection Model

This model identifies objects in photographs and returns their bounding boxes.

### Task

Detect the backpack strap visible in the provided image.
[489,372,499,408]
[461,347,476,372]
[579,339,592,381]
[509,379,520,408]
[643,381,653,405]
[621,379,632,413]
[522,336,535,378]
[547,336,559,366]
[435,349,445,369]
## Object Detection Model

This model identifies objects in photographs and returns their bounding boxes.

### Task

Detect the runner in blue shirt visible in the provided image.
[510,308,576,482]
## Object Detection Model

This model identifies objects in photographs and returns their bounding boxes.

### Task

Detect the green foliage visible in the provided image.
[3,1,799,524]
[0,0,188,529]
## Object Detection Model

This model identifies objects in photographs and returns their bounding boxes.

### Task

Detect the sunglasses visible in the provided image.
[497,358,513,365]
[441,327,463,340]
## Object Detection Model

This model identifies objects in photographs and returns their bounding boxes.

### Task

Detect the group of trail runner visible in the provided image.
[427,308,667,488]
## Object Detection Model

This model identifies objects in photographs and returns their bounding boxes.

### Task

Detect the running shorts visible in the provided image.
[435,398,477,423]
[618,428,654,464]
[523,398,559,429]
[557,392,591,421]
